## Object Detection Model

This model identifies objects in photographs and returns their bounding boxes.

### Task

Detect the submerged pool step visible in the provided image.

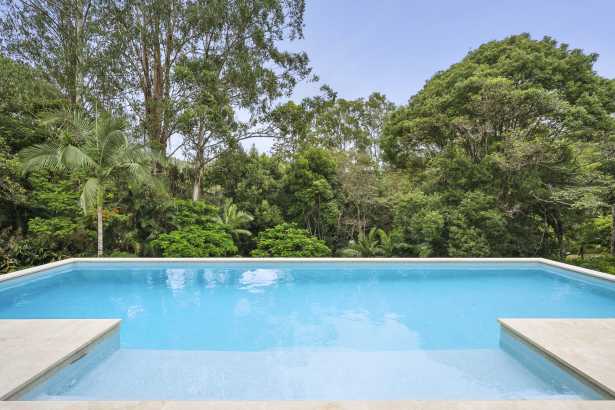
[28,347,590,400]
[499,318,615,398]
[0,319,120,400]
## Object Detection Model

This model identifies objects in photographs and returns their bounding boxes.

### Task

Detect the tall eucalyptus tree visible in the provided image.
[105,0,311,156]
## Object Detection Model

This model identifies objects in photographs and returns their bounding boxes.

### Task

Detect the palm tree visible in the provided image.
[20,111,154,257]
[215,199,253,239]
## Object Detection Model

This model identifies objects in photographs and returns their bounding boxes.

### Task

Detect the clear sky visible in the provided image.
[246,0,615,151]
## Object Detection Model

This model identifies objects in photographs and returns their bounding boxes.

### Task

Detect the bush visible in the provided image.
[151,225,238,257]
[566,255,615,275]
[170,199,219,229]
[251,223,331,257]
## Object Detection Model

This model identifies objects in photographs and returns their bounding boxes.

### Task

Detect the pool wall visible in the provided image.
[2,257,614,285]
[16,326,120,400]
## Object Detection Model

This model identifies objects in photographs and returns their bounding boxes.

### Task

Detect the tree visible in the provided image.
[382,34,615,259]
[105,0,311,155]
[281,147,340,243]
[251,223,331,257]
[0,0,120,107]
[0,56,61,234]
[20,111,154,256]
[270,87,395,162]
[336,151,381,240]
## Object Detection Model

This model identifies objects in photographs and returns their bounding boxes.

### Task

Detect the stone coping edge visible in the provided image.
[2,400,615,409]
[1,257,613,285]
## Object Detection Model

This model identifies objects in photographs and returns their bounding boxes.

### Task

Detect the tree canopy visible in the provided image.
[2,26,615,271]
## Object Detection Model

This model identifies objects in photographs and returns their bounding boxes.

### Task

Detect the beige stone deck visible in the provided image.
[500,319,615,398]
[1,400,615,409]
[0,319,120,400]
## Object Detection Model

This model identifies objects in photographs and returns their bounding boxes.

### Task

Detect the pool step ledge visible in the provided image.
[0,319,120,400]
[499,318,615,398]
[1,400,615,409]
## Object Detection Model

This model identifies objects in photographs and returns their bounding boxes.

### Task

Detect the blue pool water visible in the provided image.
[1,261,614,400]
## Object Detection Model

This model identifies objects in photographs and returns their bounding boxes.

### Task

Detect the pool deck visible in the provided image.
[1,401,615,409]
[0,319,120,400]
[500,318,615,398]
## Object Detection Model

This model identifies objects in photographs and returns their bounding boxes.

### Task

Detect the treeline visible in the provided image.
[1,1,615,271]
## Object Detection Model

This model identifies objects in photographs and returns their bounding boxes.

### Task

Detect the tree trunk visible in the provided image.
[611,204,615,256]
[192,175,202,202]
[96,190,104,257]
[555,217,565,260]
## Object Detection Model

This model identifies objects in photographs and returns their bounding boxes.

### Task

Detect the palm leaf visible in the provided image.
[60,144,96,170]
[80,177,101,214]
[19,143,65,173]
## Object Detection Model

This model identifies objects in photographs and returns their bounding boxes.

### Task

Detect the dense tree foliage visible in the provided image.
[1,26,615,271]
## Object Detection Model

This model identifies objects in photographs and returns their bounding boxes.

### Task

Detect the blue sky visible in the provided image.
[246,0,615,151]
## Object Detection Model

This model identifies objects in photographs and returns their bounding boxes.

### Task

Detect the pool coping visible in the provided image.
[1,400,615,409]
[2,257,613,285]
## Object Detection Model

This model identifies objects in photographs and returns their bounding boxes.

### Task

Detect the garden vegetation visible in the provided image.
[1,1,615,271]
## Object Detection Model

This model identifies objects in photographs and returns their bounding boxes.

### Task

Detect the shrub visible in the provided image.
[169,199,219,229]
[566,255,615,275]
[251,223,331,257]
[151,225,238,257]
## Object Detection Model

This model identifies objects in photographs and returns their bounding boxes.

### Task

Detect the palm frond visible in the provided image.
[60,144,97,170]
[19,143,65,174]
[80,177,101,214]
[233,228,252,237]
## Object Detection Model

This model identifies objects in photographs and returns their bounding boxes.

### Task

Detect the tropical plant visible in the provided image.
[377,229,396,257]
[215,199,253,239]
[340,227,404,257]
[151,225,238,257]
[341,227,383,257]
[20,111,154,256]
[251,223,331,257]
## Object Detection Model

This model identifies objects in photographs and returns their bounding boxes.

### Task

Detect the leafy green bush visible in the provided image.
[22,216,95,265]
[151,225,238,257]
[251,223,331,257]
[566,255,615,275]
[170,199,219,229]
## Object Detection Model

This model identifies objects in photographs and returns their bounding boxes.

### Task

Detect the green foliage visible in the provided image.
[382,34,615,259]
[566,255,615,275]
[4,32,615,268]
[340,227,406,257]
[270,87,395,161]
[152,225,238,257]
[393,191,446,256]
[569,215,613,256]
[341,227,383,257]
[170,199,218,229]
[215,199,253,238]
[282,147,341,243]
[19,110,156,256]
[251,223,331,257]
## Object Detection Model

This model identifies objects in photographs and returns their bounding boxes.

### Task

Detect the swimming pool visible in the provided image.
[1,260,614,400]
